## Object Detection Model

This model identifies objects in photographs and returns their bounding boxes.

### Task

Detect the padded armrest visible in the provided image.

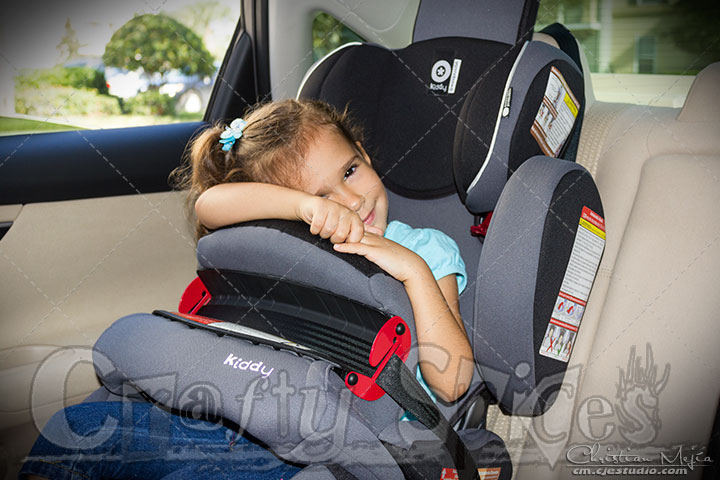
[198,220,413,321]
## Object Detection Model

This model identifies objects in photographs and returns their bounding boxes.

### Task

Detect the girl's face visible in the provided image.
[301,127,389,233]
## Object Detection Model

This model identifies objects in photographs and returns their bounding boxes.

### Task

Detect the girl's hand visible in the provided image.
[336,233,473,402]
[296,195,367,244]
[332,233,427,283]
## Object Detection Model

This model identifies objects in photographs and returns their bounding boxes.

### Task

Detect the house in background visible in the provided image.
[536,0,717,105]
[537,0,716,75]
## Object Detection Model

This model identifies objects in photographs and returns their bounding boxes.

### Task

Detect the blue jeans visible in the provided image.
[20,401,302,479]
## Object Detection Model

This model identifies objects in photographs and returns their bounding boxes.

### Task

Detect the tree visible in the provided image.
[172,1,230,38]
[312,13,364,61]
[103,14,214,86]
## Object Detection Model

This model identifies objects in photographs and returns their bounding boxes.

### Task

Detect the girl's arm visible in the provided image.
[195,182,367,243]
[404,267,474,402]
[334,234,474,403]
[195,183,308,229]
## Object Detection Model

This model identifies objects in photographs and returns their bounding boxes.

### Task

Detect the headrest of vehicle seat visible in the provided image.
[298,37,584,213]
[678,62,720,123]
[413,0,538,45]
[472,156,604,415]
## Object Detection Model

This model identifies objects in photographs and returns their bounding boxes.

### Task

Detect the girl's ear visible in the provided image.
[355,141,372,165]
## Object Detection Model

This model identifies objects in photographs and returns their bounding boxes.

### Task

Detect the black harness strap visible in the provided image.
[376,355,480,480]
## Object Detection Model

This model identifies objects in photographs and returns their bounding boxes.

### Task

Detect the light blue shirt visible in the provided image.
[383,220,467,294]
[383,220,467,419]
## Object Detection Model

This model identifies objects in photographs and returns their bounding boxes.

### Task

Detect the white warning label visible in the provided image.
[530,66,580,157]
[540,206,605,363]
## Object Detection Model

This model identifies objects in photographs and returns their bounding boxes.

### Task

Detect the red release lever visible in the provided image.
[178,276,212,315]
[345,316,411,401]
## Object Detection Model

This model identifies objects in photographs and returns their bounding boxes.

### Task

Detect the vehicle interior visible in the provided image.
[1,0,718,479]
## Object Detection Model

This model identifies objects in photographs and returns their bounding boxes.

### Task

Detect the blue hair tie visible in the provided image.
[219,118,248,151]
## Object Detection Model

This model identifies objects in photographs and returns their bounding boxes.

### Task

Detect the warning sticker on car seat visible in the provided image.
[539,206,605,363]
[530,66,580,157]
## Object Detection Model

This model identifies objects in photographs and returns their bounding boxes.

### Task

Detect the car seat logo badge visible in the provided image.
[429,57,462,95]
[223,353,274,378]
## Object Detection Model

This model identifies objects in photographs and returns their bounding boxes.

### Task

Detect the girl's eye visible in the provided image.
[344,165,357,180]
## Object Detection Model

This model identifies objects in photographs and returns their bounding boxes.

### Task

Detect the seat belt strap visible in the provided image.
[376,355,480,480]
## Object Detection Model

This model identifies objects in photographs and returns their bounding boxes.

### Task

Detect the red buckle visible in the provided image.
[178,276,212,314]
[345,316,411,401]
[470,211,493,237]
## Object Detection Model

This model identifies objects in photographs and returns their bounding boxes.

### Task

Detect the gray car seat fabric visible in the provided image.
[93,313,406,479]
[290,464,360,480]
[413,0,538,45]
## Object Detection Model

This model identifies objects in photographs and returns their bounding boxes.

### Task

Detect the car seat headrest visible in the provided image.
[454,40,585,213]
[413,0,539,45]
[299,36,585,213]
[299,37,517,199]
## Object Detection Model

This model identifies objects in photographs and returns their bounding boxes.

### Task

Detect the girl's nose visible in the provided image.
[342,189,365,212]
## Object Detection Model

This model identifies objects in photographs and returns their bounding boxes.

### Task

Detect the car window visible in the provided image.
[537,0,720,107]
[312,12,365,62]
[0,0,240,136]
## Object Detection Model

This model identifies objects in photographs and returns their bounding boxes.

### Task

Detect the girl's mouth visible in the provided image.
[363,209,375,225]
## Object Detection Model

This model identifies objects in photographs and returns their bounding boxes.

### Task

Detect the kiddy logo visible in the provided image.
[223,353,274,378]
[429,58,462,95]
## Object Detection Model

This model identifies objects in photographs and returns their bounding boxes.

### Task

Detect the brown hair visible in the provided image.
[172,99,363,239]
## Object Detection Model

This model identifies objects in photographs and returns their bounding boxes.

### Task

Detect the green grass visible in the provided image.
[0,112,203,137]
[0,116,82,136]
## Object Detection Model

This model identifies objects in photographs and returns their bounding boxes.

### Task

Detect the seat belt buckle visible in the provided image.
[345,316,411,401]
[470,211,493,238]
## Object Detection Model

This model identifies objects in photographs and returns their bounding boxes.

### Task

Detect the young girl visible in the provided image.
[189,99,473,403]
[20,99,474,480]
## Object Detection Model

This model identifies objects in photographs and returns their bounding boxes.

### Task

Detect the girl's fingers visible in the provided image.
[358,232,383,245]
[333,241,368,255]
[319,211,339,238]
[330,218,351,244]
[363,224,384,236]
[309,211,326,236]
[348,219,365,243]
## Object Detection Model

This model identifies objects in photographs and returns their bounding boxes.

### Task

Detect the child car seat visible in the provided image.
[91,1,604,479]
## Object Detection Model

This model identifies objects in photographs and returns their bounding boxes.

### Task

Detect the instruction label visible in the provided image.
[539,206,605,363]
[530,66,580,157]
